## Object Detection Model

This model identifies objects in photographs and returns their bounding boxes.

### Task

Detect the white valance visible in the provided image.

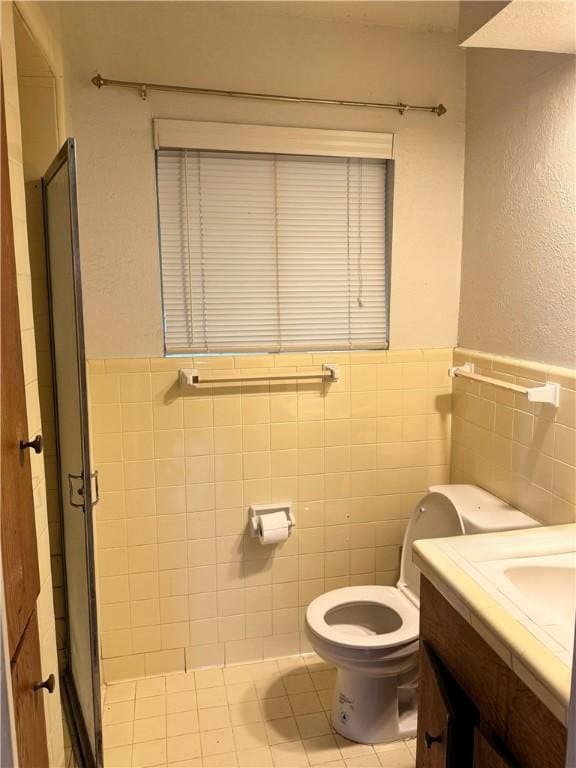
[153,119,394,160]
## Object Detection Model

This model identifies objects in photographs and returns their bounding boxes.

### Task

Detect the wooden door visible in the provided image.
[416,642,475,767]
[1,76,41,660]
[1,72,49,766]
[474,729,518,768]
[10,612,50,767]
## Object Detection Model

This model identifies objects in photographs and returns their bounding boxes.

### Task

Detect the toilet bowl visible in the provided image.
[305,484,540,745]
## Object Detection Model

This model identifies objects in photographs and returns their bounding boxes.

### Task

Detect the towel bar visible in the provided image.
[179,364,339,388]
[448,363,559,407]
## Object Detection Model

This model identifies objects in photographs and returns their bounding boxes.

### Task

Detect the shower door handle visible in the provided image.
[68,473,85,508]
[91,470,100,505]
[68,470,99,508]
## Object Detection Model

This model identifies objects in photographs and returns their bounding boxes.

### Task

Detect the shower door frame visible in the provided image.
[42,139,102,768]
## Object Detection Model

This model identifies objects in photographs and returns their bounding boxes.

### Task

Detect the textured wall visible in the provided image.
[460,1,576,55]
[42,2,465,358]
[88,349,453,682]
[458,48,576,368]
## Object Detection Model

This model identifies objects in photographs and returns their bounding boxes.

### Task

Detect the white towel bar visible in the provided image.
[179,364,339,388]
[448,363,559,406]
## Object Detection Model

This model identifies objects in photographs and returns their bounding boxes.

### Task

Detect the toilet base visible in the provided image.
[330,669,417,744]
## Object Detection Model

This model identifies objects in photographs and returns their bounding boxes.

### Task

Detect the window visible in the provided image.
[156,123,392,354]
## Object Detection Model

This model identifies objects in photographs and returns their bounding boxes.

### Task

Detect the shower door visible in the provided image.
[43,139,102,767]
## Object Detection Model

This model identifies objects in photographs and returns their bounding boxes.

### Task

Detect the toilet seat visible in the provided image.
[306,586,419,650]
[304,487,539,745]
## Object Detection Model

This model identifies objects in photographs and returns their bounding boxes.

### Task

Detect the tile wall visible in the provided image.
[88,349,453,682]
[451,347,576,525]
[15,4,67,662]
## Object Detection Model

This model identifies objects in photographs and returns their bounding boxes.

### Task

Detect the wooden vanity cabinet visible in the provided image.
[473,729,518,768]
[417,642,475,767]
[416,577,567,768]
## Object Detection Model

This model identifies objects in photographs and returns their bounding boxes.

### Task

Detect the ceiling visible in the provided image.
[239,1,460,32]
[44,1,460,37]
[37,0,462,89]
[462,0,576,54]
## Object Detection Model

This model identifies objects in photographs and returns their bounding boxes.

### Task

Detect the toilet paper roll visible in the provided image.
[257,511,290,545]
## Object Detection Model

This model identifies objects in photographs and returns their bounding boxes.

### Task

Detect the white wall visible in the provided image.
[45,2,465,358]
[458,48,576,368]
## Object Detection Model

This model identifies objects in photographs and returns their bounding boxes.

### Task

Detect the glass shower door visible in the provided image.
[43,139,102,767]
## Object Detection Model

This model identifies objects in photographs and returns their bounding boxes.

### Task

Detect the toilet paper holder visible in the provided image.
[249,503,296,537]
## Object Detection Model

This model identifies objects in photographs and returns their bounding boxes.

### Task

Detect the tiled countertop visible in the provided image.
[413,524,576,725]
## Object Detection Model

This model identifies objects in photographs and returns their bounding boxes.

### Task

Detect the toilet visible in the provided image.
[305,484,539,745]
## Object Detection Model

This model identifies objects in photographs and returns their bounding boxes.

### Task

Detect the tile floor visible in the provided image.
[102,655,416,768]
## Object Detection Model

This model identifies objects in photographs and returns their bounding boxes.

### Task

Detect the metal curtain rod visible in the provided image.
[91,74,447,117]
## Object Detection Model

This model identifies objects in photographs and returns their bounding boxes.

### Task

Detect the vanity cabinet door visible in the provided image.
[473,728,518,768]
[417,642,452,767]
[420,579,567,768]
[416,642,475,768]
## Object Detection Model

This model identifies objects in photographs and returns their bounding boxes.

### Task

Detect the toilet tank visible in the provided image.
[397,484,539,606]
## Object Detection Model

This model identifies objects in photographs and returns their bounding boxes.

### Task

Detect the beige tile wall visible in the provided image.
[15,6,67,663]
[88,349,453,682]
[451,347,576,525]
[1,2,64,762]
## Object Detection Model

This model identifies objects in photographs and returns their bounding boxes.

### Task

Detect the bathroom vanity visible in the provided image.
[413,525,574,768]
[416,578,566,767]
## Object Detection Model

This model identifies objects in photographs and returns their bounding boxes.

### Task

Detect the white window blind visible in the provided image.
[157,149,390,353]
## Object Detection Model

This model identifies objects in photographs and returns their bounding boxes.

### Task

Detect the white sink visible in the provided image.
[413,524,576,722]
[503,562,576,628]
[482,551,576,644]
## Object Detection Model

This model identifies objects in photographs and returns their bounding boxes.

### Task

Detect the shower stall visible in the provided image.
[42,139,102,767]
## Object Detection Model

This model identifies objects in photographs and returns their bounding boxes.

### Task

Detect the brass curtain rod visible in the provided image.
[91,74,447,116]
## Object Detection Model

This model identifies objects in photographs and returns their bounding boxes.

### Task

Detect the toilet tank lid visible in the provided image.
[428,485,540,534]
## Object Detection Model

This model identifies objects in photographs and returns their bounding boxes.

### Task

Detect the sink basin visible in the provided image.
[503,563,576,628]
[482,551,576,637]
[413,524,576,721]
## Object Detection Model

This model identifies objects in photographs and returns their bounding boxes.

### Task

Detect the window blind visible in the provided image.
[156,149,389,353]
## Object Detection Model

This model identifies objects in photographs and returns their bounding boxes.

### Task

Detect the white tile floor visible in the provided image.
[102,655,416,768]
